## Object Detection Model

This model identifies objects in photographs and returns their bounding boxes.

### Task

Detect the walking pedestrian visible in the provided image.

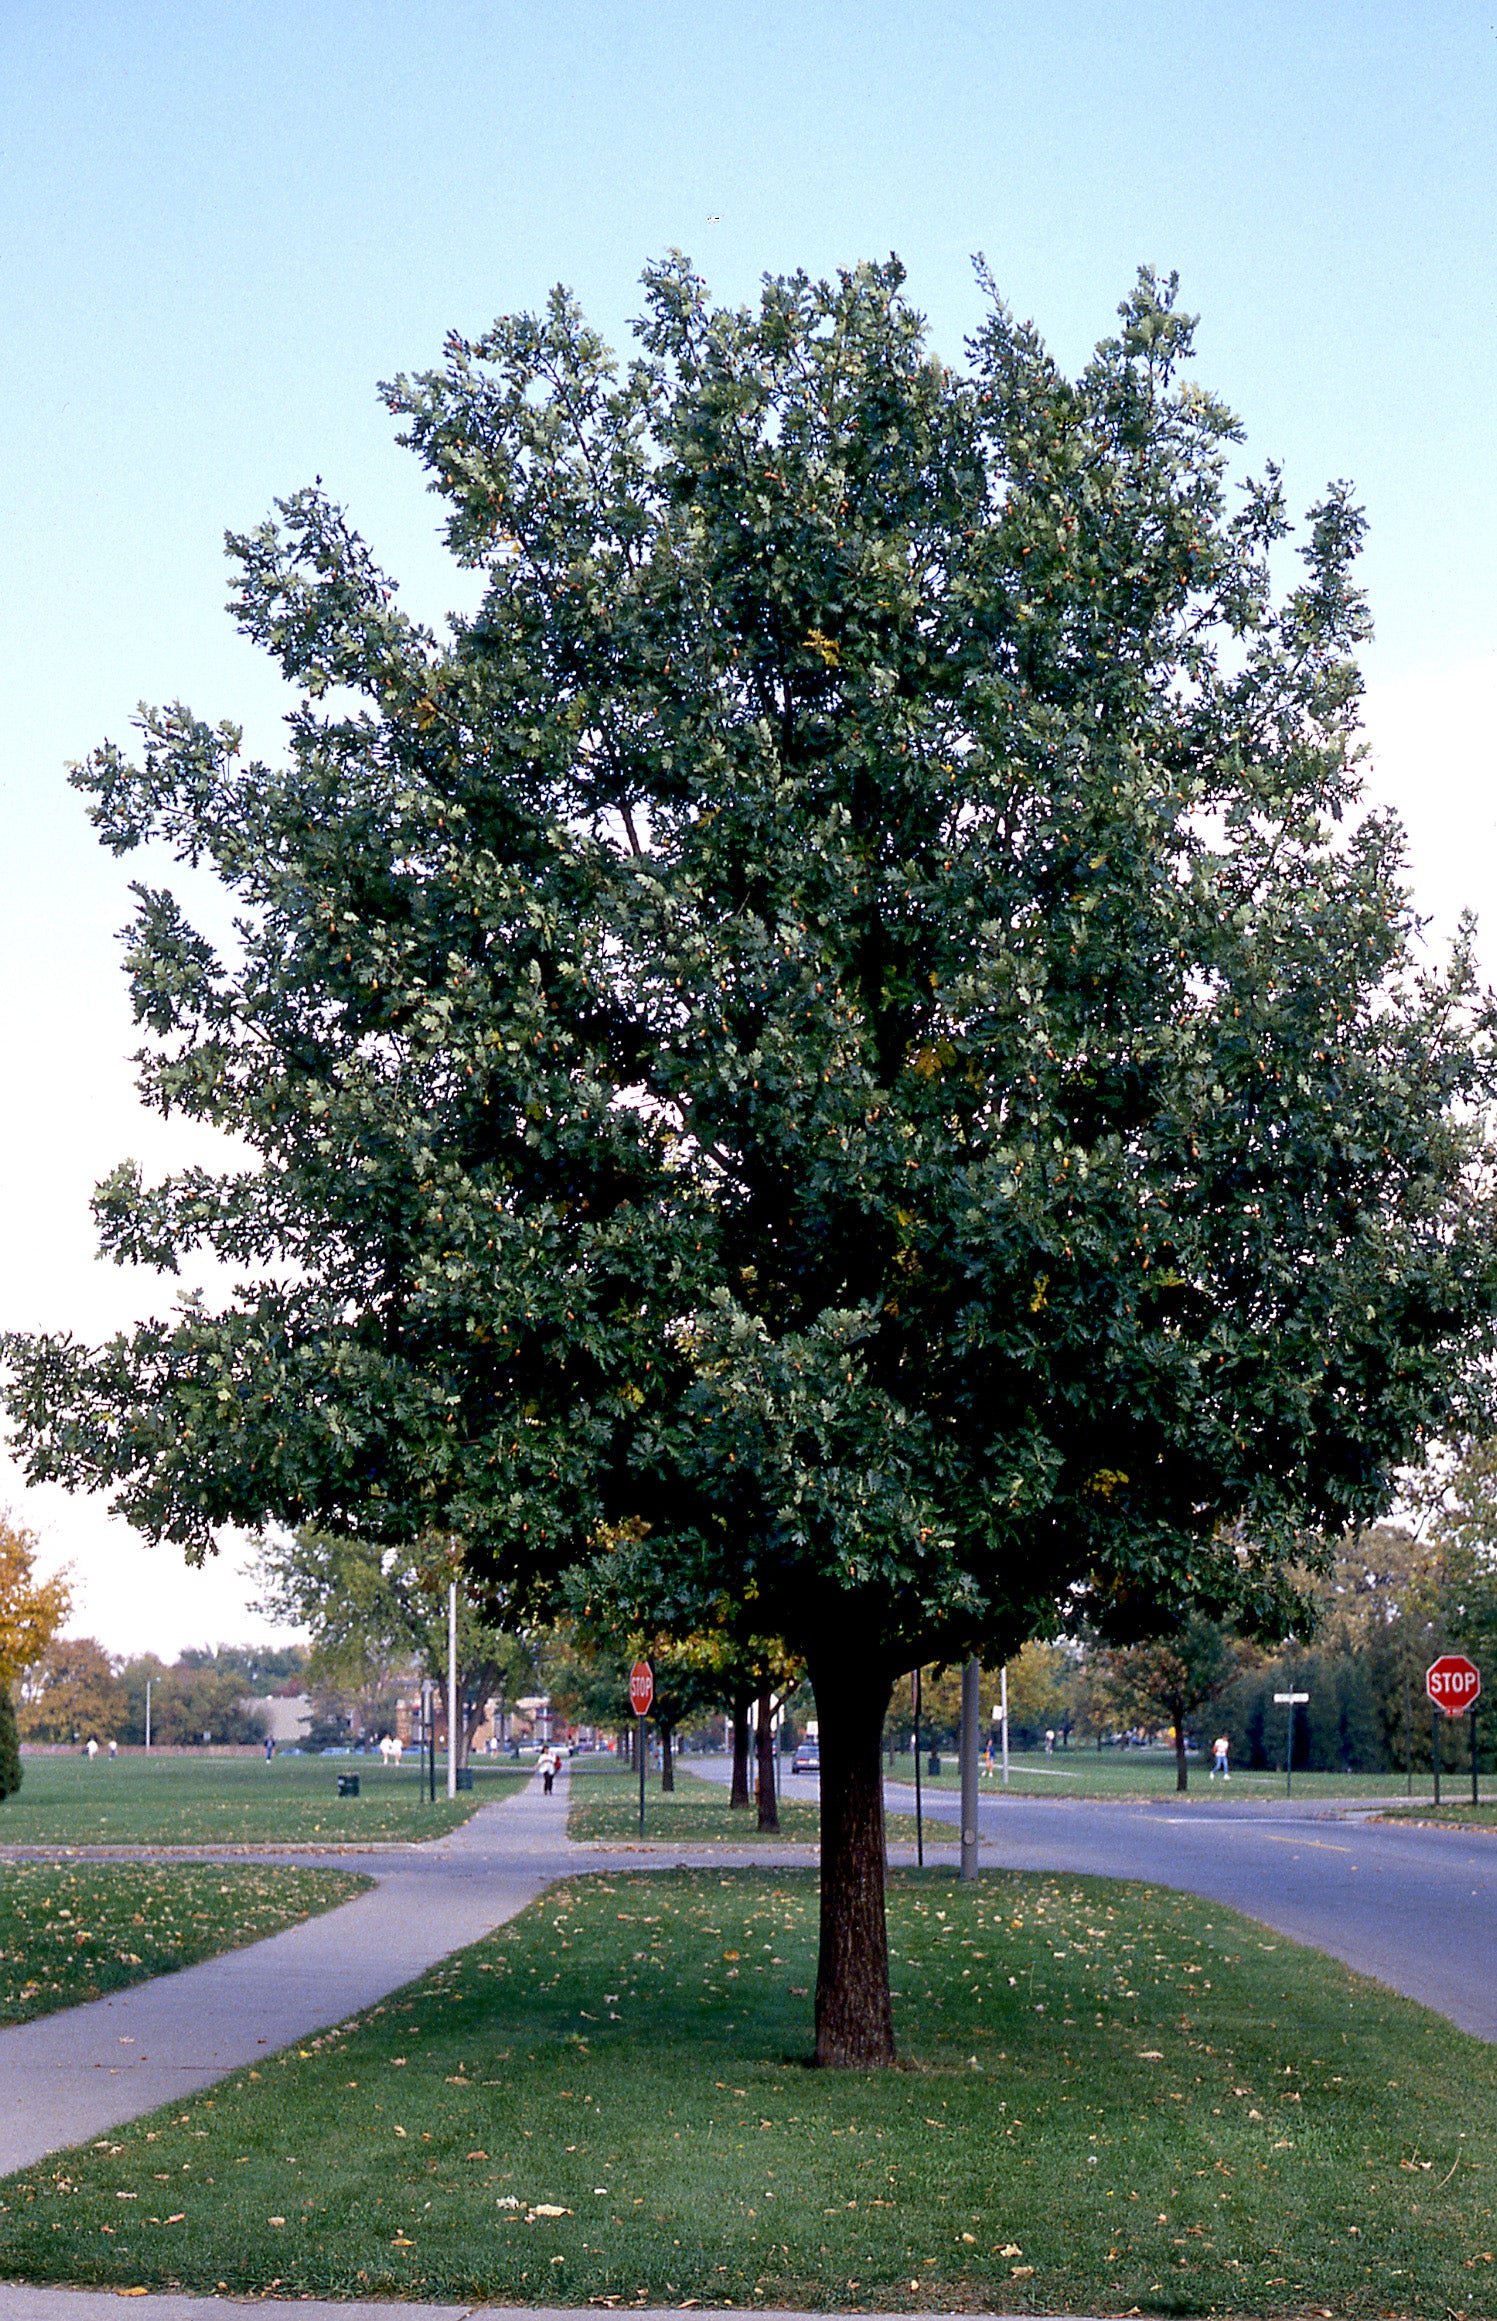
[1211,1733,1230,1780]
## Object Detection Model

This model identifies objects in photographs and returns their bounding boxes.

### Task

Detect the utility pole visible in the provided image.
[144,1679,151,1754]
[912,1669,923,1869]
[1000,1664,1010,1786]
[447,1578,458,1800]
[959,1655,980,1881]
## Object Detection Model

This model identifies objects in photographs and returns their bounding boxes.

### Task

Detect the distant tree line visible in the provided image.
[887,1475,1497,1786]
[17,1639,307,1747]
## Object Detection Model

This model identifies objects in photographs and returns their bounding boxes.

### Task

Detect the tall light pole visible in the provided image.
[144,1679,151,1754]
[959,1655,980,1881]
[447,1578,458,1800]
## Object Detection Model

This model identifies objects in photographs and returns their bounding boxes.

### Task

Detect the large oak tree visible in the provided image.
[7,259,1497,2061]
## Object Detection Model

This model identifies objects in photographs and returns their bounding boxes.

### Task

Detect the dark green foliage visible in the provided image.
[1220,1648,1388,1773]
[7,257,1494,1665]
[7,255,1497,2053]
[0,1691,21,1800]
[113,1654,267,1747]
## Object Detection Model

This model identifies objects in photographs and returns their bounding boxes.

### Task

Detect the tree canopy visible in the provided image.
[0,1513,70,1689]
[7,257,1497,2058]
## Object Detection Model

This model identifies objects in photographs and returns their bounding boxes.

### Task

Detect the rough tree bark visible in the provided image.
[811,1657,896,2067]
[730,1690,752,1808]
[756,1686,779,1832]
[661,1722,674,1792]
[1173,1708,1189,1794]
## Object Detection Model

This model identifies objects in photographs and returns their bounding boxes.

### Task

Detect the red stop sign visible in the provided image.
[629,1660,654,1717]
[1427,1655,1481,1716]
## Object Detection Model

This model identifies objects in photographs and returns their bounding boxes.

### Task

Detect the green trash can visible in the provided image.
[454,1768,473,1791]
[337,1773,361,1797]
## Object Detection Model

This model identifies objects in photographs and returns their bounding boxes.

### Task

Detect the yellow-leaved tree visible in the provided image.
[0,1512,70,1797]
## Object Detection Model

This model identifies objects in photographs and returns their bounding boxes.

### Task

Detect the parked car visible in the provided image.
[791,1741,820,1774]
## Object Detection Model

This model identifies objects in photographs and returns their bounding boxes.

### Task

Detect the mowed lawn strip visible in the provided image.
[890,1750,1440,1803]
[569,1762,924,1846]
[0,1754,528,1846]
[0,1863,367,2022]
[2,1865,1491,2313]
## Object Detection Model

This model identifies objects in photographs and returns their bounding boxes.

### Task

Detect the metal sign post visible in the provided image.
[1273,1689,1309,1796]
[629,1660,654,1837]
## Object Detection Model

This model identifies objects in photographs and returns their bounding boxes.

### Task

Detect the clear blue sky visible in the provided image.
[3,0,1496,1650]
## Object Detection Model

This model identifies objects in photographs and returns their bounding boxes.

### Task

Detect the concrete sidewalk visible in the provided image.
[0,1769,861,2184]
[0,2299,1057,2321]
[0,1772,569,2178]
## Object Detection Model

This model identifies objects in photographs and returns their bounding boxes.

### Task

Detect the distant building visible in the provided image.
[245,1694,313,1745]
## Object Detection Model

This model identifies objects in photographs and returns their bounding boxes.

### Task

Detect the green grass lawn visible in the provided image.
[0,1863,367,2023]
[887,1749,1443,1803]
[0,1753,529,1847]
[1386,1802,1497,1831]
[569,1763,923,1847]
[5,1862,1494,2314]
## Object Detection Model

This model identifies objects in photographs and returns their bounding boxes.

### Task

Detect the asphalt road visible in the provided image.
[687,1752,1497,2040]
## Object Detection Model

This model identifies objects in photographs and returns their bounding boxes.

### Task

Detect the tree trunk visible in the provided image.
[810,1655,896,2068]
[661,1722,674,1792]
[730,1690,752,1808]
[756,1687,779,1832]
[1174,1710,1188,1794]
